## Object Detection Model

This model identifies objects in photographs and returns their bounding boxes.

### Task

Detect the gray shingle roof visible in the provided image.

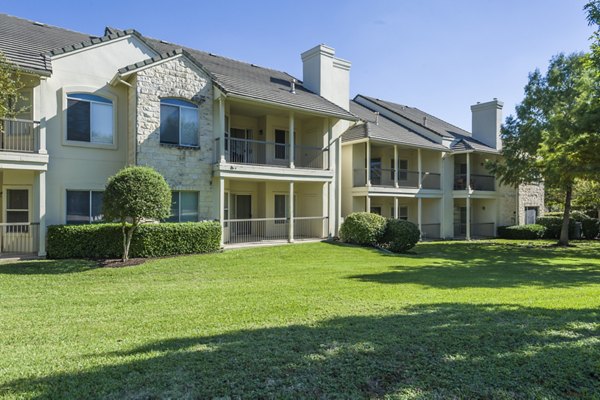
[0,13,94,74]
[356,95,497,153]
[142,37,356,120]
[343,101,446,150]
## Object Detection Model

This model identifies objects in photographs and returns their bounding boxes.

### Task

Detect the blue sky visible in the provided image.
[2,0,595,130]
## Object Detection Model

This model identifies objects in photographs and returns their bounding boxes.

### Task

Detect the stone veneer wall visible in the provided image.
[134,56,216,219]
[518,183,545,223]
[497,182,517,226]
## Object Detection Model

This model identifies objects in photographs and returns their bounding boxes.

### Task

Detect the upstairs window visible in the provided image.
[67,93,113,144]
[160,99,199,147]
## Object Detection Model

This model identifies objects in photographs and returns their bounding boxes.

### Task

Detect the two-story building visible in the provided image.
[0,14,543,255]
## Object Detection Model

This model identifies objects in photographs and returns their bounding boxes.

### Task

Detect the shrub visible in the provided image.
[497,224,546,240]
[544,210,589,222]
[47,221,221,259]
[380,219,420,253]
[103,166,172,260]
[536,216,576,239]
[582,219,600,239]
[339,212,386,246]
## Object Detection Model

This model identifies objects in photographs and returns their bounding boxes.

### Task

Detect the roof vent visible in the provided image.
[374,111,379,125]
[290,78,296,94]
[423,116,427,127]
[32,21,46,27]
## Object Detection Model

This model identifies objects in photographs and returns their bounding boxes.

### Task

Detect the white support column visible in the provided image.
[418,148,423,189]
[289,181,295,242]
[218,97,226,163]
[219,176,225,246]
[466,152,471,192]
[366,195,371,212]
[394,197,399,219]
[366,141,371,186]
[327,119,333,171]
[35,171,46,256]
[466,196,471,240]
[393,145,399,188]
[289,112,295,168]
[418,197,423,235]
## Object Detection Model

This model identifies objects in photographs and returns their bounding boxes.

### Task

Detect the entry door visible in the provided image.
[235,195,252,234]
[370,158,382,186]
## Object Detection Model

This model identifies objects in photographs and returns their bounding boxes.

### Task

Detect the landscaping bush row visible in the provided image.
[582,219,600,239]
[536,216,577,239]
[47,221,221,259]
[339,212,420,253]
[497,224,546,240]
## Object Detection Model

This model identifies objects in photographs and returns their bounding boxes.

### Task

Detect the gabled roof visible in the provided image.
[355,95,498,153]
[0,13,94,74]
[142,37,356,120]
[343,101,446,150]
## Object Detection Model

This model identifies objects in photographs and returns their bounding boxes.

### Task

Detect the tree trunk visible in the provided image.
[122,223,138,261]
[558,184,573,246]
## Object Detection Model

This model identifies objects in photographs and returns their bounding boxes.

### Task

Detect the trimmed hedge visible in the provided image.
[545,211,590,222]
[47,221,221,259]
[381,219,420,253]
[536,216,576,239]
[339,212,386,246]
[497,224,546,240]
[582,219,600,239]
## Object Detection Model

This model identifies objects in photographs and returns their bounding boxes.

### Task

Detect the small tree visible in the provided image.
[0,52,29,119]
[103,166,171,260]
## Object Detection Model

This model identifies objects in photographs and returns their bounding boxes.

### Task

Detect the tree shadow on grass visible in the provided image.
[2,303,598,399]
[0,259,98,275]
[350,241,600,289]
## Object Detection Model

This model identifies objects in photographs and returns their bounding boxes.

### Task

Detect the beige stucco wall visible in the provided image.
[42,36,156,225]
[134,56,216,220]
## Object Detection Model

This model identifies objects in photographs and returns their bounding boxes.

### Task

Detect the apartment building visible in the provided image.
[0,14,543,255]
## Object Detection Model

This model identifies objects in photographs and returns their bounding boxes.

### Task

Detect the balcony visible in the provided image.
[0,118,40,153]
[217,137,328,170]
[224,216,328,245]
[353,168,441,190]
[454,173,495,191]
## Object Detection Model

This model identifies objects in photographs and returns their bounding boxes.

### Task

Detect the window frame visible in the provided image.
[398,159,409,181]
[160,98,200,147]
[65,190,104,224]
[61,87,118,150]
[398,206,408,221]
[168,191,200,222]
[5,187,31,224]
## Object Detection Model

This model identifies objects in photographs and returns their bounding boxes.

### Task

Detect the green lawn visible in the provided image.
[1,240,599,399]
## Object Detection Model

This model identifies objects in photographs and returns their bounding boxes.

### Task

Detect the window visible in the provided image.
[67,93,113,144]
[399,206,408,221]
[525,206,538,225]
[370,206,382,215]
[274,194,287,223]
[160,99,199,146]
[168,191,199,222]
[398,160,408,181]
[274,129,287,159]
[6,189,29,223]
[66,190,104,224]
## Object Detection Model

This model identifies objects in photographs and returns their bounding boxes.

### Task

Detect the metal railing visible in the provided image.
[454,174,495,191]
[223,216,327,244]
[454,222,496,238]
[0,118,40,152]
[420,223,441,239]
[354,168,437,189]
[216,137,327,169]
[0,223,39,254]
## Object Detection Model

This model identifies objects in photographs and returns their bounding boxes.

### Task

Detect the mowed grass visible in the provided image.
[0,240,599,399]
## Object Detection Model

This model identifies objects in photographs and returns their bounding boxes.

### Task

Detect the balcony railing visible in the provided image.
[353,168,440,189]
[223,216,328,244]
[454,174,495,191]
[0,118,40,153]
[454,222,496,238]
[216,137,327,169]
[0,223,39,254]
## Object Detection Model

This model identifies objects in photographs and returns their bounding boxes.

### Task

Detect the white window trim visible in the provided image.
[60,86,118,150]
[160,99,200,147]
